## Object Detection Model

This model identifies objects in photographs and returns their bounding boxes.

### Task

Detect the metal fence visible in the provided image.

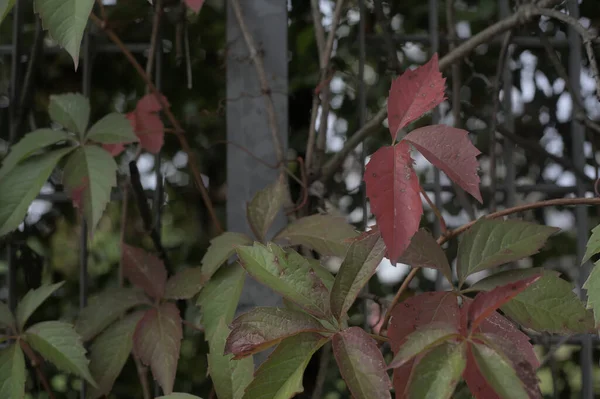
[1,0,598,398]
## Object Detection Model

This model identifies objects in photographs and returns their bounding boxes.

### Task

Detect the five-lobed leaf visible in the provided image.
[16,281,65,331]
[274,214,359,257]
[0,147,75,237]
[330,231,386,319]
[247,178,286,241]
[225,307,328,359]
[364,143,423,262]
[387,53,446,140]
[200,232,252,282]
[85,113,139,145]
[398,228,452,283]
[582,224,600,264]
[456,219,559,286]
[122,244,168,299]
[47,93,90,134]
[133,303,182,394]
[403,125,482,202]
[25,321,96,386]
[332,327,391,399]
[165,267,205,300]
[242,332,327,399]
[0,344,26,399]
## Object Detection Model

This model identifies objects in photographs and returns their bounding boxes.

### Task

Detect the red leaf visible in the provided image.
[102,143,125,157]
[184,0,204,13]
[68,176,89,210]
[388,292,459,398]
[364,143,423,262]
[122,244,167,299]
[467,275,542,330]
[403,125,482,203]
[128,94,171,154]
[387,53,446,140]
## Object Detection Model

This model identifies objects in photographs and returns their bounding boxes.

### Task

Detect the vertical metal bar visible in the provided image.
[566,1,593,397]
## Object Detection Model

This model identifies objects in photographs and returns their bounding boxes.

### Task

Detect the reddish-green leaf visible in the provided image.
[364,143,423,262]
[242,333,326,399]
[200,232,252,282]
[330,232,386,319]
[463,267,552,293]
[247,179,285,242]
[467,275,541,330]
[387,53,446,140]
[332,327,391,399]
[127,94,170,154]
[184,0,204,13]
[122,244,167,299]
[456,219,559,286]
[397,228,452,283]
[225,307,328,359]
[165,267,205,300]
[133,303,182,394]
[403,125,482,202]
[407,341,466,399]
[236,243,331,319]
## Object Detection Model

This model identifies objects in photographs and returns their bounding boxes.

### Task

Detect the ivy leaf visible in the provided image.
[364,143,423,262]
[247,179,285,242]
[274,214,359,257]
[463,267,552,293]
[63,145,118,233]
[330,232,386,320]
[225,307,328,359]
[200,232,252,282]
[75,287,150,341]
[467,275,541,330]
[157,394,203,399]
[501,273,594,333]
[236,243,331,319]
[456,219,559,286]
[0,147,74,237]
[165,267,205,300]
[0,129,72,180]
[133,303,182,395]
[122,244,168,299]
[582,224,600,264]
[197,264,246,341]
[87,311,144,399]
[387,53,446,140]
[242,333,327,399]
[16,281,65,331]
[183,0,204,13]
[25,321,96,386]
[47,93,90,134]
[332,327,391,399]
[86,113,139,145]
[388,322,459,369]
[207,318,253,399]
[0,344,26,399]
[397,228,452,283]
[403,125,482,202]
[583,261,600,326]
[407,341,466,399]
[0,302,15,332]
[127,93,170,153]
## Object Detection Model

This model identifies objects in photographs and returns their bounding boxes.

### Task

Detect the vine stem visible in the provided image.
[380,196,600,333]
[20,340,56,399]
[89,13,223,234]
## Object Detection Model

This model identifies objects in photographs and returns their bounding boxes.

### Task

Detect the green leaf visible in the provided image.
[75,287,150,341]
[583,261,600,328]
[0,147,74,237]
[225,307,328,359]
[398,228,452,283]
[501,274,593,333]
[197,263,246,341]
[87,311,144,399]
[0,302,15,332]
[34,0,94,70]
[582,224,600,264]
[306,259,335,290]
[0,129,72,180]
[0,0,16,27]
[331,232,386,320]
[86,113,138,144]
[274,214,359,256]
[208,318,253,399]
[165,267,205,300]
[242,333,327,399]
[470,342,529,399]
[236,243,331,319]
[388,323,459,369]
[157,394,203,399]
[133,303,182,395]
[247,179,285,241]
[25,321,96,386]
[200,232,253,282]
[332,327,391,399]
[47,93,90,134]
[0,344,26,399]
[463,267,554,293]
[63,145,118,232]
[407,341,466,399]
[457,219,559,286]
[16,281,65,331]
